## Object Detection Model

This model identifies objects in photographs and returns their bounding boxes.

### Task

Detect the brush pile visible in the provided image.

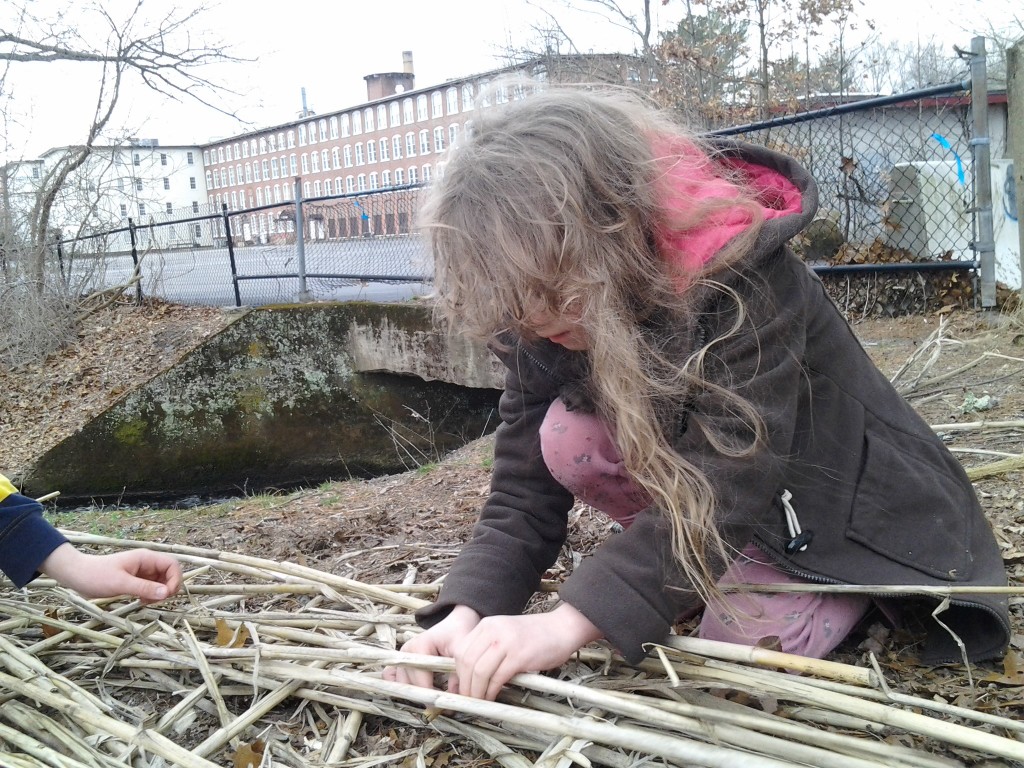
[2,533,1023,768]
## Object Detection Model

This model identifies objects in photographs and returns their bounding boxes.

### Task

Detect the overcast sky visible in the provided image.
[1,0,1018,161]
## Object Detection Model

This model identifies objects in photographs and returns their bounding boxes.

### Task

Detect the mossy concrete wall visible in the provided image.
[23,303,504,501]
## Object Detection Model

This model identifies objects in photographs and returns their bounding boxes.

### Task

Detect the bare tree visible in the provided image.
[0,0,239,364]
[508,0,663,90]
[1,1,239,287]
[972,16,1024,89]
[534,0,660,77]
[657,3,750,120]
[893,37,969,91]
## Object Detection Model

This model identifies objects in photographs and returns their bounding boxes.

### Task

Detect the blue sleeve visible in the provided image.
[0,491,68,588]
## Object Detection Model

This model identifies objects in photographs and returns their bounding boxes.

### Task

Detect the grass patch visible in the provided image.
[45,501,235,541]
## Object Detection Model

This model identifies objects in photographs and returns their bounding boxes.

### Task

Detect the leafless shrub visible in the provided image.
[0,279,77,367]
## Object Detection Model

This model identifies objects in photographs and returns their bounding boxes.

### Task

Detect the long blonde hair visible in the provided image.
[423,85,768,604]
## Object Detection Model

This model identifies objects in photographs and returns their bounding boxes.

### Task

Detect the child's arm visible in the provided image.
[39,544,183,603]
[0,478,69,588]
[1,475,182,601]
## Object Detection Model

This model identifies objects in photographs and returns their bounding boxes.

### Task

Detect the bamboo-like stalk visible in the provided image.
[0,669,222,768]
[777,706,889,734]
[0,722,96,768]
[205,648,912,768]
[0,634,117,717]
[617,684,958,768]
[24,595,156,656]
[4,544,1022,767]
[0,601,129,650]
[190,658,329,759]
[656,636,877,686]
[964,453,1024,480]
[218,660,809,768]
[929,419,1024,432]
[153,676,220,734]
[512,669,899,768]
[718,583,1024,596]
[947,447,1022,458]
[669,657,1024,761]
[178,620,233,730]
[487,698,680,768]
[324,710,364,763]
[59,531,431,611]
[434,717,540,768]
[0,701,123,768]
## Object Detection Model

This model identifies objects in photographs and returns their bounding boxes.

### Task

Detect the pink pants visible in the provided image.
[540,397,870,657]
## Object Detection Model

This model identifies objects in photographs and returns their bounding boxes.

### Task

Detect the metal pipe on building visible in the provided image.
[970,36,996,308]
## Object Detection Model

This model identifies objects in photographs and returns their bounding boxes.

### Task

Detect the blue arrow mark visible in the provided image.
[931,133,965,186]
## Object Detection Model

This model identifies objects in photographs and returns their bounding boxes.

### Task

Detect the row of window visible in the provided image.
[211,165,434,211]
[202,80,516,165]
[207,126,459,190]
[116,176,198,192]
[253,214,295,236]
[132,151,196,166]
[121,200,202,218]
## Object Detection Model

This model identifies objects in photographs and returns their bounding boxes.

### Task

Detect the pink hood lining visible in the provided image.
[651,137,804,274]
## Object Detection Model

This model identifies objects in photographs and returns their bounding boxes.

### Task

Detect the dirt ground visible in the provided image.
[3,298,1024,745]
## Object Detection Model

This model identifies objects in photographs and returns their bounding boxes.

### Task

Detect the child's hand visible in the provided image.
[384,604,482,690]
[448,603,602,700]
[385,603,602,700]
[40,544,183,603]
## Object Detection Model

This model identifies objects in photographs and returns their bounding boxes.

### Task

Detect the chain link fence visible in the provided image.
[56,186,429,307]
[51,78,996,313]
[711,84,976,264]
[707,80,990,315]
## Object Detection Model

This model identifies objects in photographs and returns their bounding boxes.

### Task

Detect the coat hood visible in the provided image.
[652,135,819,275]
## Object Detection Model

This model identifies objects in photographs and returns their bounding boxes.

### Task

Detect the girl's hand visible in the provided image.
[40,544,183,603]
[384,604,483,690]
[451,603,602,700]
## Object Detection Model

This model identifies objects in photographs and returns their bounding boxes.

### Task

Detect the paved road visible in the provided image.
[74,236,433,307]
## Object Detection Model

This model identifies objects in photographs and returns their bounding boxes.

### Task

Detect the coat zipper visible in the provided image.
[753,493,1012,665]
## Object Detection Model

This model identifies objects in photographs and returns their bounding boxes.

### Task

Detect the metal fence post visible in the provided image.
[223,203,241,307]
[1008,41,1024,307]
[127,217,142,305]
[970,36,996,309]
[293,176,311,302]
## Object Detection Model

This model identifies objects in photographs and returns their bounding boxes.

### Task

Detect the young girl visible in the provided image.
[384,87,1009,701]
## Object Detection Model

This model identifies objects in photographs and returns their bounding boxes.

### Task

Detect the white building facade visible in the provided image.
[2,142,210,256]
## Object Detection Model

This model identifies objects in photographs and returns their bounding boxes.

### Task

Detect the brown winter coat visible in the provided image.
[416,140,1010,666]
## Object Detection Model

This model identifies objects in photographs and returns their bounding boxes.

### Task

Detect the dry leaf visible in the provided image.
[981,651,1024,686]
[215,618,250,648]
[40,609,61,639]
[422,706,446,723]
[233,739,265,768]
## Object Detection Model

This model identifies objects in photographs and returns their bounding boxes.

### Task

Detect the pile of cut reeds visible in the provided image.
[1,533,1022,768]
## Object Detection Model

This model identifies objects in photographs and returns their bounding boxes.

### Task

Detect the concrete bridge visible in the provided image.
[22,302,505,501]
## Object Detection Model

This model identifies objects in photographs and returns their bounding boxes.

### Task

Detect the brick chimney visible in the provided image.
[364,51,416,101]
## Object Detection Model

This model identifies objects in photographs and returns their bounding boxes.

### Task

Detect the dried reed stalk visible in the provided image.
[964,453,1024,480]
[4,534,1023,768]
[929,419,1024,433]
